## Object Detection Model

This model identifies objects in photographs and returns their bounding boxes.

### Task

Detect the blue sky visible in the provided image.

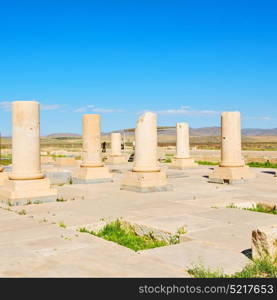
[0,0,276,135]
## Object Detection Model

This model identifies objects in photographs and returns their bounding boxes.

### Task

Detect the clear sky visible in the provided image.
[0,0,276,135]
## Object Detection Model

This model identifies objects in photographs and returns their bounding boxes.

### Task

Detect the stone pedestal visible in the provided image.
[106,132,127,164]
[73,166,112,184]
[41,156,55,164]
[209,112,255,184]
[0,178,57,205]
[55,157,77,167]
[170,122,197,169]
[170,157,197,169]
[0,101,57,205]
[106,155,127,165]
[121,112,170,192]
[73,114,112,183]
[121,171,172,192]
[209,165,255,184]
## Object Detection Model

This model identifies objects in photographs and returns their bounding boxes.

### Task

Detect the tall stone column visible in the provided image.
[133,112,160,172]
[10,101,43,180]
[73,114,112,183]
[220,112,244,167]
[106,132,127,164]
[209,111,255,184]
[81,114,103,167]
[121,112,171,192]
[170,122,197,169]
[0,101,57,205]
[111,133,122,156]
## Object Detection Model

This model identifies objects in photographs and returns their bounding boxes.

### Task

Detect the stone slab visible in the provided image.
[140,240,250,275]
[45,171,72,185]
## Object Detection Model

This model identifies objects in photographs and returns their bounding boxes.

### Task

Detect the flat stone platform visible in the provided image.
[0,163,276,277]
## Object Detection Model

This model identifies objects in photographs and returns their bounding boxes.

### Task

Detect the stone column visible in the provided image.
[9,101,43,180]
[81,114,103,167]
[0,101,57,205]
[170,122,197,169]
[133,112,160,172]
[121,112,171,192]
[111,133,122,156]
[73,114,112,183]
[209,111,255,184]
[220,112,244,167]
[106,132,127,164]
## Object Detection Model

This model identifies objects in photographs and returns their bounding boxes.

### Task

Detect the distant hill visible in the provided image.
[46,133,81,138]
[112,126,277,136]
[44,127,277,138]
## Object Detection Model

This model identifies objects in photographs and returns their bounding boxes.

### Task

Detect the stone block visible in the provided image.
[73,166,113,184]
[121,171,172,193]
[170,158,198,169]
[0,178,57,206]
[252,225,277,261]
[208,166,255,184]
[105,155,127,165]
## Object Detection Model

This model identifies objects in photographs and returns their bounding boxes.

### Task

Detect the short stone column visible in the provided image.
[0,101,57,205]
[73,114,112,183]
[106,133,127,164]
[209,111,255,184]
[121,112,171,192]
[170,122,197,169]
[10,101,43,180]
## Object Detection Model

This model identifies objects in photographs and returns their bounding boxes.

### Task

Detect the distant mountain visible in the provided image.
[112,126,277,136]
[46,133,81,138]
[241,128,277,136]
[44,127,277,138]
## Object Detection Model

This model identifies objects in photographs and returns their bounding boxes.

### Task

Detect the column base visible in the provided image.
[72,166,113,184]
[106,155,127,165]
[0,172,9,185]
[41,156,55,164]
[0,178,57,206]
[208,165,255,184]
[170,157,198,169]
[120,171,172,193]
[55,157,77,167]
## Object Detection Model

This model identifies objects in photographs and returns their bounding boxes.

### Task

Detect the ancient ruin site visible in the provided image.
[1,2,277,286]
[0,101,276,278]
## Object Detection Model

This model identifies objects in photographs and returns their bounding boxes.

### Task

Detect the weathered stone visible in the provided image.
[209,112,255,183]
[121,112,170,192]
[106,133,127,165]
[73,114,112,183]
[55,157,77,167]
[41,156,55,164]
[170,122,197,169]
[0,101,57,205]
[252,225,277,261]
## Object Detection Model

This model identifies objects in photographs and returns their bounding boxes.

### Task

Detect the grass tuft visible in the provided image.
[227,203,277,215]
[188,258,277,278]
[196,161,219,166]
[59,221,66,228]
[247,161,277,168]
[79,220,169,252]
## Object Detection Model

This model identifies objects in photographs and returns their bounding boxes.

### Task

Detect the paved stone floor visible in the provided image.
[0,163,276,277]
